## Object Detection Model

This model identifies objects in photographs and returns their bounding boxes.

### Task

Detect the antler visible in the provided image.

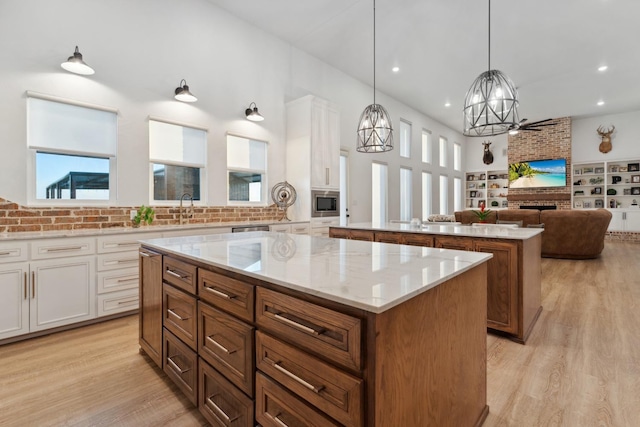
[597,125,615,136]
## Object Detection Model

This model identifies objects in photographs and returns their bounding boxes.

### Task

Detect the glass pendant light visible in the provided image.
[357,0,393,153]
[463,0,519,137]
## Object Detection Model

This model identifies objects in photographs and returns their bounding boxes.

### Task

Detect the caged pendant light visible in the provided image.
[463,0,519,137]
[356,0,393,153]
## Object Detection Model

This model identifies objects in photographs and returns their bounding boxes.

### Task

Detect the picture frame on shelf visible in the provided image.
[468,183,476,189]
[595,167,605,174]
[595,199,604,208]
[632,187,640,196]
[624,188,631,195]
[467,175,475,181]
[574,200,583,208]
[582,167,594,174]
[610,165,619,173]
[632,175,640,183]
[574,168,582,175]
[628,163,640,172]
[620,166,628,172]
[583,201,592,208]
[591,187,602,195]
[470,190,477,198]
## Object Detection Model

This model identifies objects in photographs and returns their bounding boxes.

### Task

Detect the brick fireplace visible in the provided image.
[507,117,572,210]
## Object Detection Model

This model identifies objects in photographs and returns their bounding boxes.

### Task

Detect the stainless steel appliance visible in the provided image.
[311,190,339,217]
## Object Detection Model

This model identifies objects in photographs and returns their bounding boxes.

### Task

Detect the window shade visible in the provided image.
[149,120,206,168]
[27,97,117,157]
[227,134,266,171]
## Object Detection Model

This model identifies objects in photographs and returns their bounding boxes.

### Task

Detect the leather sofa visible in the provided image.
[454,209,612,259]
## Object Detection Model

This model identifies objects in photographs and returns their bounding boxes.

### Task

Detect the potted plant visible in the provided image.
[132,205,155,227]
[472,201,492,223]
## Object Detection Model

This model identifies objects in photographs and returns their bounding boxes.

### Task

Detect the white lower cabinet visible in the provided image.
[269,223,310,234]
[607,210,640,232]
[309,217,339,237]
[0,256,96,340]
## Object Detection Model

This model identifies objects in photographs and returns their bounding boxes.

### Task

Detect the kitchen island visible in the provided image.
[330,222,544,344]
[139,231,492,427]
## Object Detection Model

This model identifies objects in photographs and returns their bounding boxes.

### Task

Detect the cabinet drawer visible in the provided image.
[163,283,197,350]
[290,223,310,235]
[0,241,28,264]
[256,372,339,427]
[97,267,139,294]
[256,288,361,372]
[30,237,95,260]
[198,302,255,397]
[199,359,254,427]
[97,288,139,316]
[96,251,139,272]
[97,234,151,254]
[163,256,197,294]
[164,328,198,405]
[199,269,254,322]
[256,331,363,427]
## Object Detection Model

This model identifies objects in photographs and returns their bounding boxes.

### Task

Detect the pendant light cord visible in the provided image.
[373,0,377,105]
[488,0,491,72]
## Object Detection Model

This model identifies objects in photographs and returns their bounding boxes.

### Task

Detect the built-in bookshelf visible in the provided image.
[572,159,640,209]
[465,170,508,209]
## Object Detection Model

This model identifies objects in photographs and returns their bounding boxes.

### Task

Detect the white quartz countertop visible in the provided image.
[139,232,492,314]
[334,222,544,240]
[0,221,306,241]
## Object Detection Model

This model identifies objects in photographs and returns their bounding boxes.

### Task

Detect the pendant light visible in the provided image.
[174,79,197,103]
[463,0,519,137]
[61,46,95,76]
[356,0,393,153]
[245,102,264,121]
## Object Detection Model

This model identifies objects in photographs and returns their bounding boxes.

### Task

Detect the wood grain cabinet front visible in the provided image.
[256,287,362,373]
[199,359,254,427]
[256,331,363,427]
[198,268,255,323]
[198,301,255,397]
[139,249,163,367]
[163,283,197,350]
[163,328,198,405]
[434,235,474,251]
[373,231,434,247]
[163,256,197,294]
[256,372,340,427]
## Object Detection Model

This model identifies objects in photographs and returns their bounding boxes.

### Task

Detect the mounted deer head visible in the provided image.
[597,125,615,154]
[482,141,494,165]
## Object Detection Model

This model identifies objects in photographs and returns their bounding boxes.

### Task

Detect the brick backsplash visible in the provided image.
[0,197,280,233]
[507,117,572,210]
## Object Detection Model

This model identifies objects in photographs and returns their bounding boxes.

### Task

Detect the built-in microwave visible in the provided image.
[311,190,340,217]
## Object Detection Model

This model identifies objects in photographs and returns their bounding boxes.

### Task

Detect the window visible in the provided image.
[439,175,449,214]
[27,96,117,202]
[227,135,267,203]
[400,120,411,158]
[400,167,412,221]
[454,177,462,212]
[372,162,388,224]
[439,136,448,167]
[149,120,206,202]
[454,143,462,171]
[422,172,432,220]
[422,129,432,164]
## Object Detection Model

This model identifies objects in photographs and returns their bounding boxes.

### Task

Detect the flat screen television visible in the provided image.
[508,158,567,189]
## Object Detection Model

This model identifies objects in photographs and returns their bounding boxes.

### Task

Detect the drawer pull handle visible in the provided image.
[274,313,321,335]
[273,362,324,393]
[117,298,139,306]
[32,271,35,299]
[205,286,236,300]
[116,276,138,283]
[139,252,151,257]
[115,242,138,247]
[167,309,189,321]
[24,272,27,300]
[273,414,290,427]
[44,246,84,252]
[0,251,13,256]
[165,269,186,279]
[206,336,236,354]
[206,395,239,423]
[167,356,190,374]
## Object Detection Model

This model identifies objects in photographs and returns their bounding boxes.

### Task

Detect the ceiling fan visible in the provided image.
[509,118,557,134]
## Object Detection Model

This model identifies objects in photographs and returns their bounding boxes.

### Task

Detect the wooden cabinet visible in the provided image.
[329,228,373,242]
[373,231,434,247]
[199,269,254,323]
[163,283,197,350]
[163,328,198,405]
[139,248,163,367]
[434,235,474,251]
[163,256,197,294]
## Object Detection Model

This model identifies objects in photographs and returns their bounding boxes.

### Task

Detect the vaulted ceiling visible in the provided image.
[207,0,640,132]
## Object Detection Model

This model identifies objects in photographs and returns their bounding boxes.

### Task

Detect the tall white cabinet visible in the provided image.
[286,95,340,221]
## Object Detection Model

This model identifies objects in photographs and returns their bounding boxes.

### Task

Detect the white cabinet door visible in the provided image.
[624,210,640,232]
[310,99,340,190]
[326,106,341,189]
[0,263,29,340]
[29,256,96,332]
[608,210,625,231]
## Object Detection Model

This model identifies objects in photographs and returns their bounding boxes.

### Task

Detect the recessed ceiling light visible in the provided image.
[597,100,605,106]
[392,66,400,73]
[444,102,451,107]
[598,65,608,72]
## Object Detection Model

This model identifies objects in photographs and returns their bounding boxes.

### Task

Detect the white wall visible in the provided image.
[0,0,466,221]
[572,110,640,163]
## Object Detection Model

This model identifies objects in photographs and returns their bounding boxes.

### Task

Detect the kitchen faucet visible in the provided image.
[179,193,194,225]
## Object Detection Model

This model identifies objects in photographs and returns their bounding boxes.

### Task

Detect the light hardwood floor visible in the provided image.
[0,241,638,426]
